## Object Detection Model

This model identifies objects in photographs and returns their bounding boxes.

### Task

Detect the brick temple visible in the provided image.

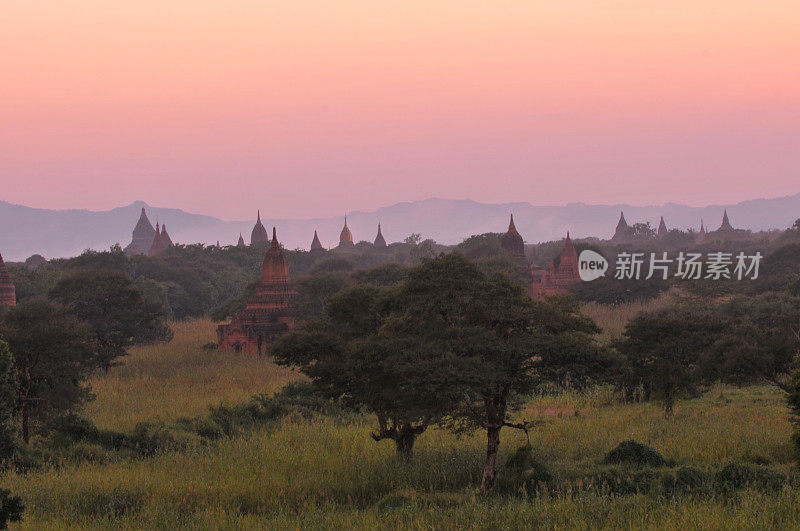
[124,207,173,257]
[217,227,297,353]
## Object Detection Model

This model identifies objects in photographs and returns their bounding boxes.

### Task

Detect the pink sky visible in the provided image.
[1,0,799,220]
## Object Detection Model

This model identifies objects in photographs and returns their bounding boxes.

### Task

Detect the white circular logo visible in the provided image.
[578,250,608,281]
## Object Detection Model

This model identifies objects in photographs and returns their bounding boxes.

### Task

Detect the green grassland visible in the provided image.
[3,314,799,529]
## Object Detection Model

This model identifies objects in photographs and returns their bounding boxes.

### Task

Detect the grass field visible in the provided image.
[3,314,799,529]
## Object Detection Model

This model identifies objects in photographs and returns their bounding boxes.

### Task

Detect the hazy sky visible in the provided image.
[2,1,799,220]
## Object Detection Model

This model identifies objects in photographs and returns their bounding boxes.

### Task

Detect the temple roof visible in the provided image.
[657,216,668,237]
[237,233,246,247]
[311,230,324,251]
[148,223,169,256]
[612,211,634,241]
[251,210,269,246]
[374,223,387,247]
[133,207,156,238]
[262,227,291,284]
[339,215,354,246]
[500,214,525,258]
[0,252,16,307]
[718,209,735,232]
[699,219,706,235]
[126,207,157,255]
[160,223,174,247]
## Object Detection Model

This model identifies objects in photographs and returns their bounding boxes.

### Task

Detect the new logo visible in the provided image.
[578,250,608,281]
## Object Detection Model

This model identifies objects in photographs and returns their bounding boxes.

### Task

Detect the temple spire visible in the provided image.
[338,215,354,247]
[374,222,387,247]
[500,213,525,259]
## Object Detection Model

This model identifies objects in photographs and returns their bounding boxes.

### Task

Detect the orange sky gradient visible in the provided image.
[2,0,799,219]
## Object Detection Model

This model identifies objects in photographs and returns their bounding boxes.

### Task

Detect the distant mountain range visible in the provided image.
[2,194,800,262]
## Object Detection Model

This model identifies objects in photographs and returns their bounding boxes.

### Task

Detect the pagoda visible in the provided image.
[217,228,297,353]
[373,223,387,247]
[237,233,246,247]
[310,230,324,251]
[250,210,269,247]
[160,224,174,247]
[148,223,169,256]
[717,209,735,232]
[657,216,668,237]
[500,214,525,259]
[124,207,156,255]
[611,211,634,242]
[529,233,580,299]
[337,216,354,248]
[0,253,16,307]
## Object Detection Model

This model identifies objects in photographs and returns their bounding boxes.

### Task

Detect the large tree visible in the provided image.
[0,299,93,443]
[273,283,463,456]
[618,306,725,416]
[49,271,172,370]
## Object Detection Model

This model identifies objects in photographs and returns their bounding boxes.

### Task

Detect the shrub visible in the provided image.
[604,440,666,468]
[0,488,24,529]
[661,467,710,496]
[496,446,552,495]
[713,464,786,495]
[583,467,664,496]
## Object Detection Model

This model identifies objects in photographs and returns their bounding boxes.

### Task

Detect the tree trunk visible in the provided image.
[394,425,417,458]
[480,425,502,492]
[664,391,674,417]
[21,402,30,444]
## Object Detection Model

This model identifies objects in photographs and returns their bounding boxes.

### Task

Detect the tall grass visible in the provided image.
[2,317,797,529]
[84,319,302,430]
[582,291,676,342]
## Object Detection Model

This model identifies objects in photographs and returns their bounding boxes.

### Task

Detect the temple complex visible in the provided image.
[338,216,354,248]
[148,223,169,256]
[0,253,16,307]
[374,224,387,247]
[529,233,581,299]
[611,211,634,242]
[250,210,269,247]
[217,228,297,353]
[657,217,668,237]
[124,207,156,255]
[311,230,324,251]
[500,214,525,259]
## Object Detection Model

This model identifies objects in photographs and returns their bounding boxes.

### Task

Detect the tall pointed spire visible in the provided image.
[373,223,387,247]
[125,206,156,255]
[500,214,525,259]
[718,209,734,232]
[612,211,634,242]
[148,222,168,256]
[311,230,324,251]
[699,219,706,235]
[657,216,668,237]
[250,210,269,247]
[338,215,354,247]
[160,223,174,247]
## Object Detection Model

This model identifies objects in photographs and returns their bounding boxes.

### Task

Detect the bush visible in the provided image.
[496,446,552,495]
[0,488,24,529]
[661,466,710,496]
[582,467,664,496]
[604,440,666,468]
[713,464,786,494]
